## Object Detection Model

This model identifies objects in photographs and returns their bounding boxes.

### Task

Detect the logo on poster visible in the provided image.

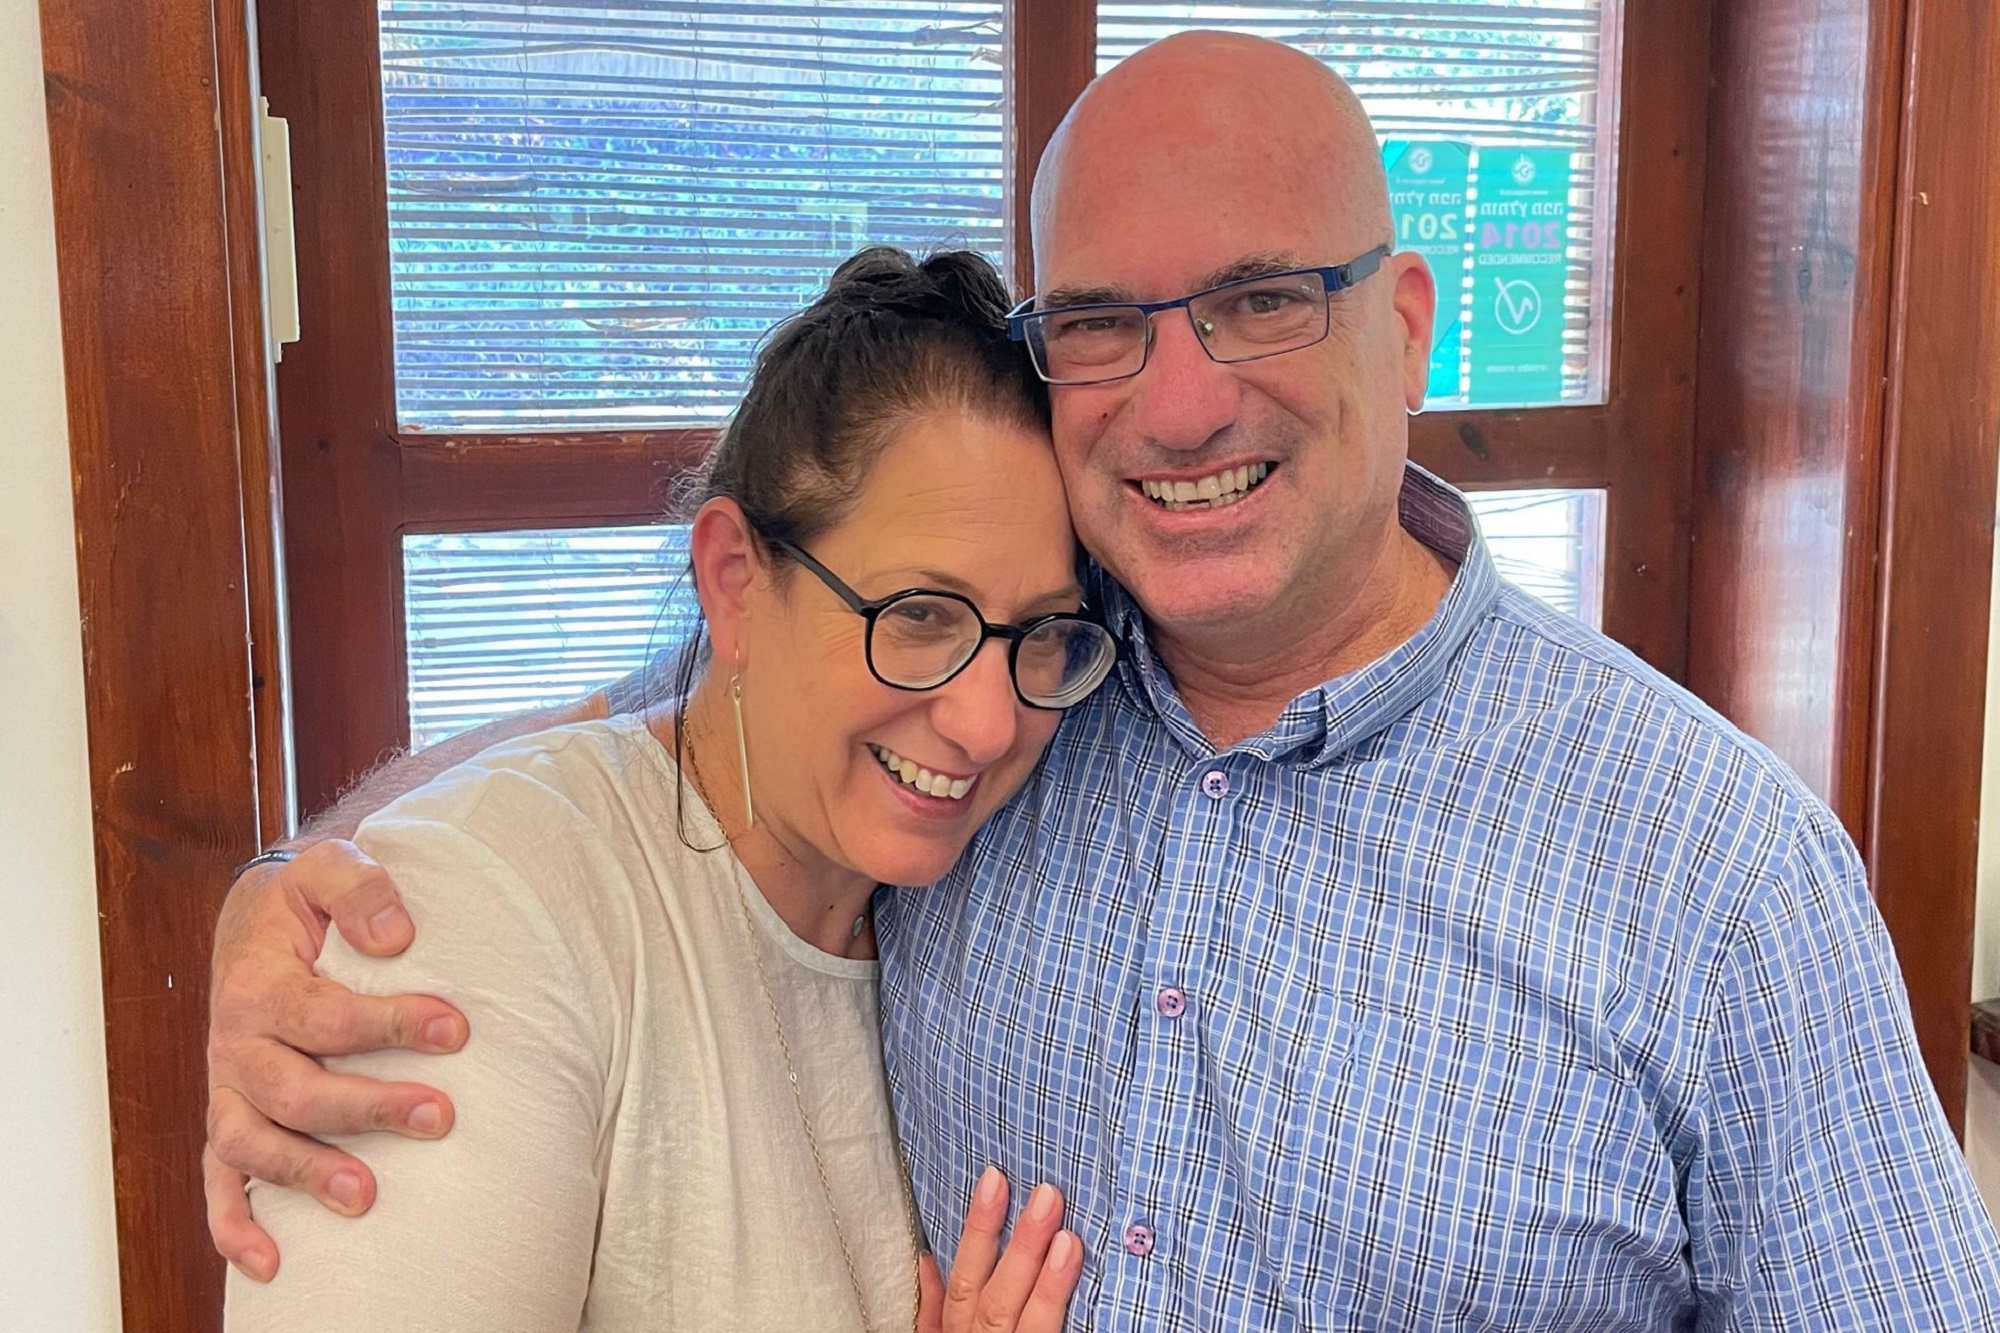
[1407,146,1434,174]
[1493,278,1543,336]
[1511,154,1537,185]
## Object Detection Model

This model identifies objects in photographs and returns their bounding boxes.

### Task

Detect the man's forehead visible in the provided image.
[1033,138,1358,297]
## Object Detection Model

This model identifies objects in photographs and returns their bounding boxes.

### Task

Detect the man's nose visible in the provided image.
[1127,307,1242,452]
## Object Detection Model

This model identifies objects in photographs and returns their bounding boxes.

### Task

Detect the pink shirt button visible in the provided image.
[1156,986,1188,1018]
[1124,1222,1155,1257]
[1200,770,1230,799]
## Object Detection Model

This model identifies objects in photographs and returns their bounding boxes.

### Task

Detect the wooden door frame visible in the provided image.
[1866,0,2000,1131]
[38,0,288,1324]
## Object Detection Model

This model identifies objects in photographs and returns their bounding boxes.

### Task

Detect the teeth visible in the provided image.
[1140,463,1272,510]
[871,745,975,801]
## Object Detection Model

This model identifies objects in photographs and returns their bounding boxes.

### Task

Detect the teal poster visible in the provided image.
[1383,141,1471,402]
[1468,148,1571,405]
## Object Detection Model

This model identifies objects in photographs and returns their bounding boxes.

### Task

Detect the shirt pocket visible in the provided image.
[1205,987,1375,1318]
[1253,1004,1686,1330]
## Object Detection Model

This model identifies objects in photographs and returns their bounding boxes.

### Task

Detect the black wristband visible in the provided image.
[232,847,299,882]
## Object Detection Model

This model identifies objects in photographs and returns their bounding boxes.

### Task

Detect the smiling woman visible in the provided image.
[223,248,1093,1331]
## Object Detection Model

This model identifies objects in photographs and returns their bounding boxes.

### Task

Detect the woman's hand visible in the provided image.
[918,1166,1083,1332]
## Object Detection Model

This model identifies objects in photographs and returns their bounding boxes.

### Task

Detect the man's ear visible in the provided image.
[688,497,764,666]
[1390,251,1438,413]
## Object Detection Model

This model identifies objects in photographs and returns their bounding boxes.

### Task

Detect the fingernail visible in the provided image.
[240,1248,276,1283]
[974,1164,1002,1208]
[420,1016,462,1050]
[406,1102,443,1134]
[328,1171,363,1208]
[1027,1182,1057,1223]
[367,905,407,945]
[1046,1231,1077,1272]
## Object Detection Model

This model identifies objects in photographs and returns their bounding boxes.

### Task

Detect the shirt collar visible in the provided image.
[1094,462,1501,767]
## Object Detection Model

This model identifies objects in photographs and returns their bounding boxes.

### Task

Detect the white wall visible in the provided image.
[1974,413,2000,1219]
[1973,452,2000,1211]
[0,0,125,1326]
[1977,467,2000,1007]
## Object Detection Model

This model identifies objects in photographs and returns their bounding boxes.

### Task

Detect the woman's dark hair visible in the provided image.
[682,244,1048,544]
[657,246,1050,846]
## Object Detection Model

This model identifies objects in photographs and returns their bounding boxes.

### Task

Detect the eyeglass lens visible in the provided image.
[869,593,1113,707]
[1030,269,1332,384]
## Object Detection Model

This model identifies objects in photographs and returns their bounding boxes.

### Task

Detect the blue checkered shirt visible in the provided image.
[874,465,2000,1331]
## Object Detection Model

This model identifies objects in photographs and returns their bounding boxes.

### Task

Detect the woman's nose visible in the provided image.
[928,638,1022,767]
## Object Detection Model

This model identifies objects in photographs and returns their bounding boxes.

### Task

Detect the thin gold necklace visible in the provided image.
[683,723,923,1332]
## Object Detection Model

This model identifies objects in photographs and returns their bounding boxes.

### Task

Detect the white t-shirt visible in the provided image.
[225,716,920,1332]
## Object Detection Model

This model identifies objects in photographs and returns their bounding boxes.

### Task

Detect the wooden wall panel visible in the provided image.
[38,0,277,1323]
[1687,0,1903,827]
[1691,0,2000,1130]
[1866,0,2000,1129]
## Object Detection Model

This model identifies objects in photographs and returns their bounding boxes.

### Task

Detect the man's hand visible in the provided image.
[205,840,469,1282]
[918,1167,1084,1332]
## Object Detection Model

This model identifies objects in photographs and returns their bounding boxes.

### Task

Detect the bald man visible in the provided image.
[207,33,2000,1330]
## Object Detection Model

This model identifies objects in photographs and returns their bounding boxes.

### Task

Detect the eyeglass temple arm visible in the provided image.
[769,539,876,617]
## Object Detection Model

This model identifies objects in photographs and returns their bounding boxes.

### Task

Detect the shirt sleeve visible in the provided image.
[225,810,616,1333]
[1686,806,2000,1331]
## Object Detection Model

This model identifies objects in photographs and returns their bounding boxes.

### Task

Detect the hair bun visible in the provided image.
[917,249,1015,324]
[821,246,1013,327]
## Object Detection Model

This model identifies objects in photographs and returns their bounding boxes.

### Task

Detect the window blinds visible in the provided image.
[378,0,1610,431]
[380,0,1007,431]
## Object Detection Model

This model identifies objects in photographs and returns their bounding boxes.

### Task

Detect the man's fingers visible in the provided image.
[286,840,414,957]
[205,1084,378,1217]
[266,976,467,1057]
[945,1165,1010,1315]
[967,1183,1065,1331]
[216,1041,455,1138]
[204,1147,278,1283]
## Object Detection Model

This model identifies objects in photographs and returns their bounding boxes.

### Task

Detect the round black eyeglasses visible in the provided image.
[771,540,1117,710]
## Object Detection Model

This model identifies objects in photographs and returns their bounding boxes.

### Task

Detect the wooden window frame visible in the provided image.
[262,0,1707,814]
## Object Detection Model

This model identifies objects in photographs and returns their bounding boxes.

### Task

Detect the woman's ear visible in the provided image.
[689,497,764,666]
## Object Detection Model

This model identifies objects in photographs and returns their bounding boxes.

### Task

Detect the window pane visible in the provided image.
[1095,1,1620,409]
[1465,488,1605,627]
[403,526,697,748]
[380,0,1006,433]
[405,493,1604,749]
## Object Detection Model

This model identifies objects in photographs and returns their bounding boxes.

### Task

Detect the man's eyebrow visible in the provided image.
[1039,253,1314,309]
[1040,283,1132,309]
[1196,253,1314,288]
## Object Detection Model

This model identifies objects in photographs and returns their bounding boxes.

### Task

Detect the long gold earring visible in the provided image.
[730,671,755,830]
